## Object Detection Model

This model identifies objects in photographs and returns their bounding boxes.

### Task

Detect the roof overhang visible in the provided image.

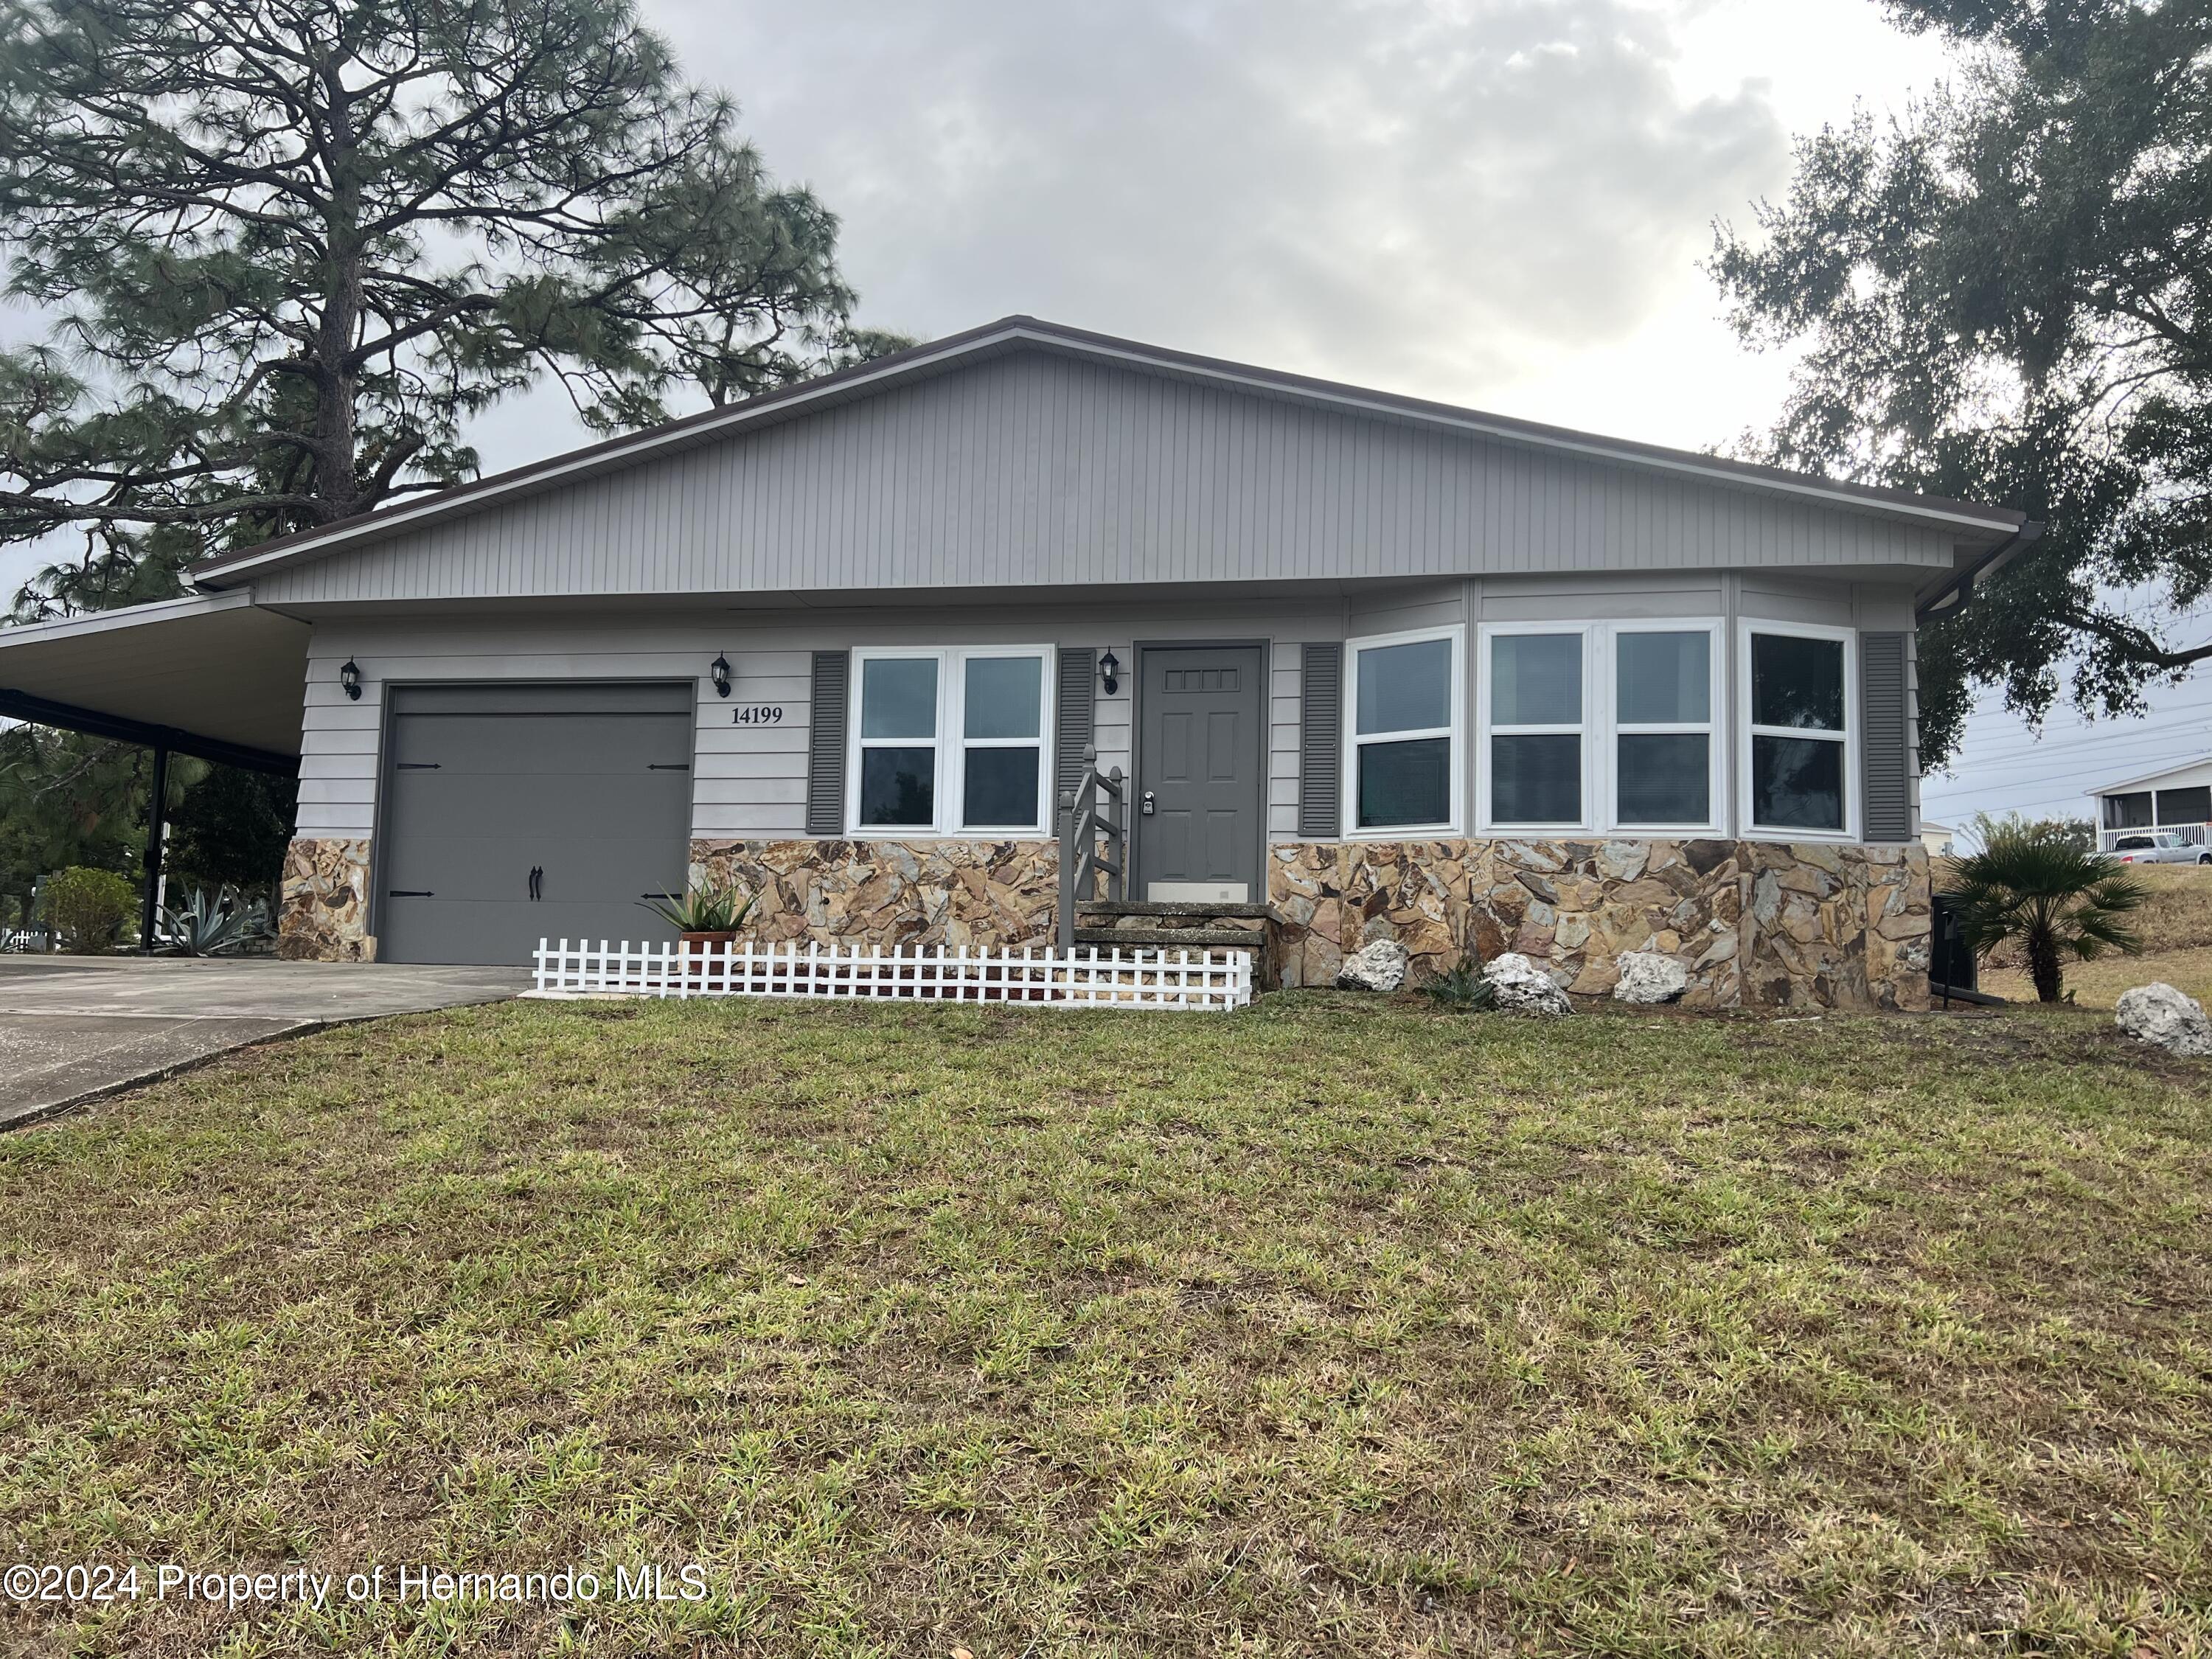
[0,592,307,770]
[189,315,2028,593]
[2087,756,2212,797]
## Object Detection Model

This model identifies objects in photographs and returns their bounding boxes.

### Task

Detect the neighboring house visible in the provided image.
[1920,821,1957,858]
[0,317,2033,1008]
[2089,757,2212,853]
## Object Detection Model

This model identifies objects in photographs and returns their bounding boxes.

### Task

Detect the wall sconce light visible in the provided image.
[340,658,362,701]
[710,653,732,698]
[1099,649,1120,696]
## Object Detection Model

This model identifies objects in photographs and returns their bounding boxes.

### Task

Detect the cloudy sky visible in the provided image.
[10,0,2205,821]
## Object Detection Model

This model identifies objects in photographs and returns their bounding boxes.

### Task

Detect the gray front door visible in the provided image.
[378,684,693,965]
[1135,645,1265,902]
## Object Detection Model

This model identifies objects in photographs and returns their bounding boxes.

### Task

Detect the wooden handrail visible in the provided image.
[1057,744,1129,950]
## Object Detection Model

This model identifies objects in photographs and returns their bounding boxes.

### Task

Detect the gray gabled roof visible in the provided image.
[191,314,2025,591]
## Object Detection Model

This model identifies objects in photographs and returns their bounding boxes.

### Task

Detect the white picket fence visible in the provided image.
[529,936,1256,1012]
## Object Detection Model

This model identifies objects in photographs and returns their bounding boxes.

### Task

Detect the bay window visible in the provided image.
[1483,629,1586,828]
[850,647,1053,834]
[1346,627,1461,833]
[1742,626,1853,835]
[1611,626,1719,831]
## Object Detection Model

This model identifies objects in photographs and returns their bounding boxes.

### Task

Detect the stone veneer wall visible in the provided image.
[1270,838,1931,1010]
[277,836,375,961]
[690,839,1060,950]
[277,830,1929,1010]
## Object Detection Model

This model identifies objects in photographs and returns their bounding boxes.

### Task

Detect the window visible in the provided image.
[2157,785,2211,827]
[851,647,1053,834]
[2104,791,2153,830]
[1613,627,1717,830]
[1346,628,1461,832]
[961,654,1046,827]
[1743,627,1852,835]
[1484,630,1585,827]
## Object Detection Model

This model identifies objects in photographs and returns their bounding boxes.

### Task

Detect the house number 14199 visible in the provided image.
[732,705,784,725]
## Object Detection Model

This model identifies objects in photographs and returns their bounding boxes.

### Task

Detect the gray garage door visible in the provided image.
[377,684,693,966]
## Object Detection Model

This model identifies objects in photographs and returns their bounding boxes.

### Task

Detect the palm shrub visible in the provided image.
[1942,822,2147,1003]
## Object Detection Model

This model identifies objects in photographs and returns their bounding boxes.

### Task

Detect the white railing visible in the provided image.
[2099,821,2211,852]
[529,937,1255,1012]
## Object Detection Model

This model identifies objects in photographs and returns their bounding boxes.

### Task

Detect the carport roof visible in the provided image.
[0,591,307,769]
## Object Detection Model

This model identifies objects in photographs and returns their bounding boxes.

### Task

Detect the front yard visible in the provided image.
[1,995,2208,1655]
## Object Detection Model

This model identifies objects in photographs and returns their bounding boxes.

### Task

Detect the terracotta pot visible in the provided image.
[680,930,737,977]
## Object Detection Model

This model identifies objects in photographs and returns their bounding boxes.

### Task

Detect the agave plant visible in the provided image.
[1942,821,2147,1003]
[1420,953,1495,1011]
[159,885,250,957]
[638,880,757,934]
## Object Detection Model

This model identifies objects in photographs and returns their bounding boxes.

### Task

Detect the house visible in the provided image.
[1919,821,1958,858]
[0,317,2034,1007]
[2089,757,2212,852]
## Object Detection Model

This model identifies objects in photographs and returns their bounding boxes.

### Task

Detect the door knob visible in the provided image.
[1141,790,1156,816]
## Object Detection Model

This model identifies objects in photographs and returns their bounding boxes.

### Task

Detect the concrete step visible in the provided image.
[1072,927,1267,950]
[1076,899,1279,922]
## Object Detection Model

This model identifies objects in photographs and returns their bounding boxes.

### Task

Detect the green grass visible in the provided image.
[1,995,2209,1656]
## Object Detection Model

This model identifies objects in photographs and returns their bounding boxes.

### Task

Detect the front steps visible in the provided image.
[1073,900,1280,968]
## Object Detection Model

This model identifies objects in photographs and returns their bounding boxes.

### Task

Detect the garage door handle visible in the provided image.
[388,889,434,897]
[396,762,440,769]
[647,762,689,771]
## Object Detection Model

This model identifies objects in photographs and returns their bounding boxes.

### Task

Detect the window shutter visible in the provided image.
[1299,642,1344,838]
[805,650,851,836]
[1055,648,1097,807]
[1860,632,1912,843]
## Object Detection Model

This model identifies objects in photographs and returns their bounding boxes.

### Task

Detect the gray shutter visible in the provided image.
[1299,641,1344,838]
[1055,648,1097,804]
[805,650,850,836]
[1860,632,1912,843]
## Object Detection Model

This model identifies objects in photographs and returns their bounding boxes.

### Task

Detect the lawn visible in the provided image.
[1,995,2208,1656]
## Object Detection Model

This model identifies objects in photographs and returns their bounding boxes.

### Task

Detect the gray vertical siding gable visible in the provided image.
[248,351,1963,605]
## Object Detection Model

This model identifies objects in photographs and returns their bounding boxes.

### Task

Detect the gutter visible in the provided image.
[1916,520,2045,623]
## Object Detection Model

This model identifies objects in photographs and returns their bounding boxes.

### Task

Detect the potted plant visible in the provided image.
[639,880,757,968]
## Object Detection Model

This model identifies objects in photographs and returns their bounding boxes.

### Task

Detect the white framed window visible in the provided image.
[1607,622,1723,834]
[1343,625,1463,836]
[1738,622,1856,839]
[1478,625,1591,831]
[849,646,1055,835]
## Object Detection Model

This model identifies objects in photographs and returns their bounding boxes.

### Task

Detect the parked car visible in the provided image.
[2110,832,2212,865]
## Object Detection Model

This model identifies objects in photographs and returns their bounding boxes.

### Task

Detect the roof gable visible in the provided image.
[198,317,2025,603]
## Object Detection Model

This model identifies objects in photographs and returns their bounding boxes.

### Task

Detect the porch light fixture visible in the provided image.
[339,658,362,701]
[710,653,732,698]
[1099,649,1120,696]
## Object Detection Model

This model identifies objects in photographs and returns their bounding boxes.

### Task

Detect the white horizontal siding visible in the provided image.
[251,350,1962,607]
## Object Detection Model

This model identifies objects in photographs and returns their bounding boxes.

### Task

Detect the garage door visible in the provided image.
[377,684,693,965]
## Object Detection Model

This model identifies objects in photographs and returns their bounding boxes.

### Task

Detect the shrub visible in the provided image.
[1943,822,2146,1003]
[1421,953,1495,1011]
[41,866,137,953]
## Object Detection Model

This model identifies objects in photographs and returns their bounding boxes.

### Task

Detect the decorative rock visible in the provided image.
[1482,952,1572,1018]
[1335,939,1410,992]
[2115,983,2212,1057]
[1613,950,1688,1004]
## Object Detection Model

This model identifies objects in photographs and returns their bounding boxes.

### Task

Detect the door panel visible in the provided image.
[378,687,693,965]
[1135,647,1265,900]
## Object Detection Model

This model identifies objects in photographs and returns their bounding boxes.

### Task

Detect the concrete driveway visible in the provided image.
[0,956,529,1130]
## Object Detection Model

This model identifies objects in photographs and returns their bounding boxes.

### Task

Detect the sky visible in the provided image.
[6,0,2204,819]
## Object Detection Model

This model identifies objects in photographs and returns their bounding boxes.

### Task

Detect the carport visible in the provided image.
[0,591,308,943]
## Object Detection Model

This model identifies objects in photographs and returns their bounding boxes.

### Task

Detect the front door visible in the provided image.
[1135,645,1265,902]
